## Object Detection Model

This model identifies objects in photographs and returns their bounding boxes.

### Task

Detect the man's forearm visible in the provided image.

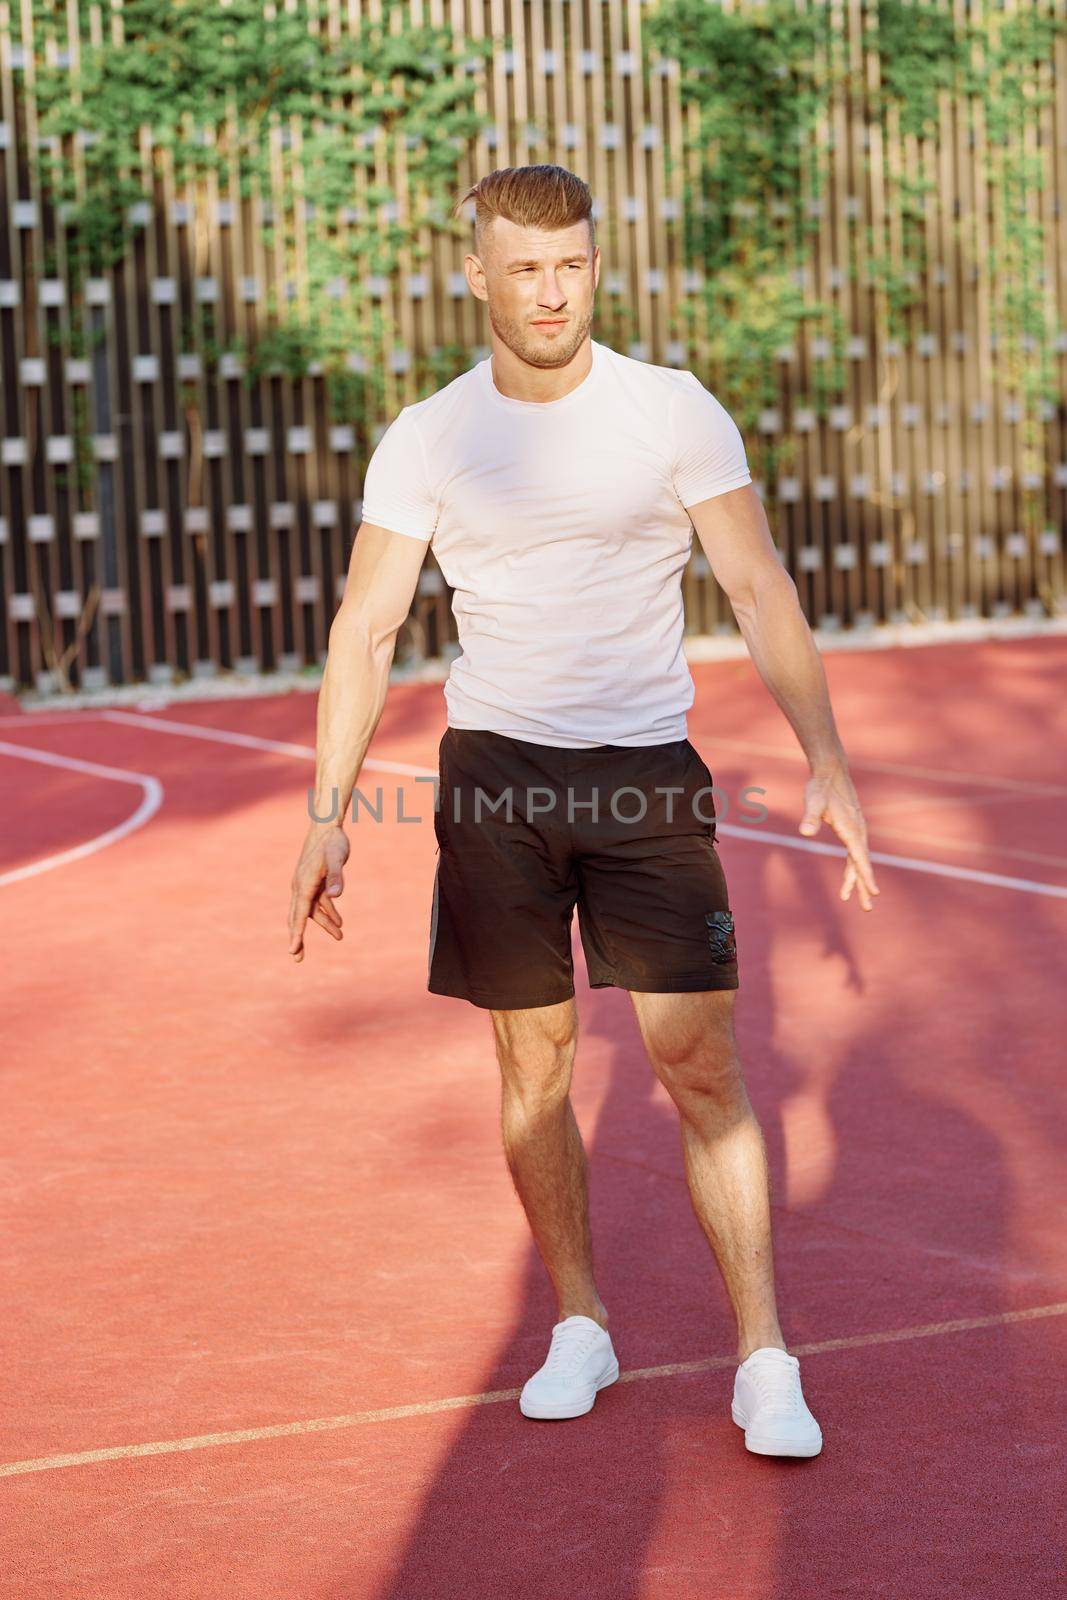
[310,614,398,824]
[731,568,847,773]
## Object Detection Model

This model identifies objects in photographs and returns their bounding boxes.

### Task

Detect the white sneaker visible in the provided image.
[519,1315,620,1420]
[732,1346,823,1457]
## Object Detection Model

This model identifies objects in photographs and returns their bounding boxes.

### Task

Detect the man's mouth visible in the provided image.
[532,319,567,326]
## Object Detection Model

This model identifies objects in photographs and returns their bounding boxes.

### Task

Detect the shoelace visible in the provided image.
[747,1358,802,1417]
[545,1323,602,1374]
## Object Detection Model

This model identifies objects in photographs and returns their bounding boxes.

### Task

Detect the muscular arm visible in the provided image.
[688,484,879,910]
[689,485,844,770]
[288,523,430,960]
[312,523,429,819]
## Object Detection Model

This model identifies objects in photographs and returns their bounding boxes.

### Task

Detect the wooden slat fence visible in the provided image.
[0,0,1064,692]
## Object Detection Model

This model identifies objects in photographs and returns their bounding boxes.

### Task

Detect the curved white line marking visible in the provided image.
[102,709,317,761]
[101,711,1067,901]
[0,740,164,888]
[100,709,427,776]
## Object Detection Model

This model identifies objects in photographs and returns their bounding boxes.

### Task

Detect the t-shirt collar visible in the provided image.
[480,339,602,411]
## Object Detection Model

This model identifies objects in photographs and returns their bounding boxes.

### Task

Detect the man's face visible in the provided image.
[466,217,600,369]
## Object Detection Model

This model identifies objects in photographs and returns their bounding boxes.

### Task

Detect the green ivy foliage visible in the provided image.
[22,0,1067,518]
[646,0,834,265]
[648,0,1066,489]
[976,6,1066,425]
[645,0,836,462]
[30,0,493,416]
[869,0,969,139]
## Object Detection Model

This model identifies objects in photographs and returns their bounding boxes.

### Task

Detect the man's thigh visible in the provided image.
[628,987,738,1061]
[428,729,579,1010]
[572,737,740,997]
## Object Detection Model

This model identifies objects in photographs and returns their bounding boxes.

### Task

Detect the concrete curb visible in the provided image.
[8,614,1067,715]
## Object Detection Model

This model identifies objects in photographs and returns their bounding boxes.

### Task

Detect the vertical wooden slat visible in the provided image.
[1016,0,1039,614]
[863,0,894,628]
[938,0,965,623]
[587,0,617,348]
[797,0,828,629]
[992,0,1015,619]
[1045,0,1067,607]
[921,8,949,623]
[970,7,999,619]
[623,0,651,358]
[825,0,850,627]
[848,0,875,627]
[0,1,25,686]
[14,0,53,689]
[956,0,982,619]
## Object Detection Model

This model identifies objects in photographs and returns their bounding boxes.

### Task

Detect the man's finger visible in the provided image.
[826,806,864,858]
[840,821,879,902]
[288,887,314,957]
[799,787,827,837]
[315,893,343,930]
[310,903,344,941]
[853,846,880,902]
[841,841,879,910]
[832,826,880,911]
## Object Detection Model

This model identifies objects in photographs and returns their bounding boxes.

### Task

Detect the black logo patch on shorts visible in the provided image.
[704,910,736,964]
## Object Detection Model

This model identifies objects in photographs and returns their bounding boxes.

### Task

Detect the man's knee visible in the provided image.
[491,999,578,1113]
[633,990,748,1118]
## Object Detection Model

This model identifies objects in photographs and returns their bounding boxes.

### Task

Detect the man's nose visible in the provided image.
[538,278,567,307]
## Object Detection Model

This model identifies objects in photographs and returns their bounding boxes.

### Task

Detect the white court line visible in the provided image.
[1,1299,1063,1480]
[715,823,1067,900]
[100,711,1067,901]
[703,735,1067,799]
[864,788,1036,817]
[100,710,427,777]
[0,713,99,728]
[103,711,1067,798]
[0,741,163,888]
[865,821,1067,874]
[99,709,318,762]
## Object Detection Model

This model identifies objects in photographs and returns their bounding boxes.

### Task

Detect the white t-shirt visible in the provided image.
[359,337,752,748]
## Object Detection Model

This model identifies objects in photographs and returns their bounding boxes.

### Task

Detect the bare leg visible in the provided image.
[490,998,608,1329]
[629,989,786,1363]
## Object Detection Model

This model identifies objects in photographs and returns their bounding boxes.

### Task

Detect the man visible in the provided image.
[288,164,879,1459]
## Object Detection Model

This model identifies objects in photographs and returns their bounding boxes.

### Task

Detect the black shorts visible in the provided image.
[427,727,739,1010]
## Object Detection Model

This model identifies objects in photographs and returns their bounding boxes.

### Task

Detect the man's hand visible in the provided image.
[799,764,880,911]
[288,824,350,962]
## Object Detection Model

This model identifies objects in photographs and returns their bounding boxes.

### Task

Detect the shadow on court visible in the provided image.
[321,744,1067,1600]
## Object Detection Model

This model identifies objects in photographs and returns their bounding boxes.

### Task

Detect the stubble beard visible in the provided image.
[486,300,595,370]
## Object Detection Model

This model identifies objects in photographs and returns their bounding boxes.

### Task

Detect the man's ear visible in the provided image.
[464,253,488,303]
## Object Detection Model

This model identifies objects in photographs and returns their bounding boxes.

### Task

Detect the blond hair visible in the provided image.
[454,164,595,258]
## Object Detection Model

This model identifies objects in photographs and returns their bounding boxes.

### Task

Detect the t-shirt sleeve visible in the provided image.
[358,406,439,541]
[669,374,753,508]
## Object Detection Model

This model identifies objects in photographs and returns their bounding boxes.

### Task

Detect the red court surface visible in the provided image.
[2,634,1065,1598]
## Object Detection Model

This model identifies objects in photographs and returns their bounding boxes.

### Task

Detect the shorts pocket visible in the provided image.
[704,909,737,965]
